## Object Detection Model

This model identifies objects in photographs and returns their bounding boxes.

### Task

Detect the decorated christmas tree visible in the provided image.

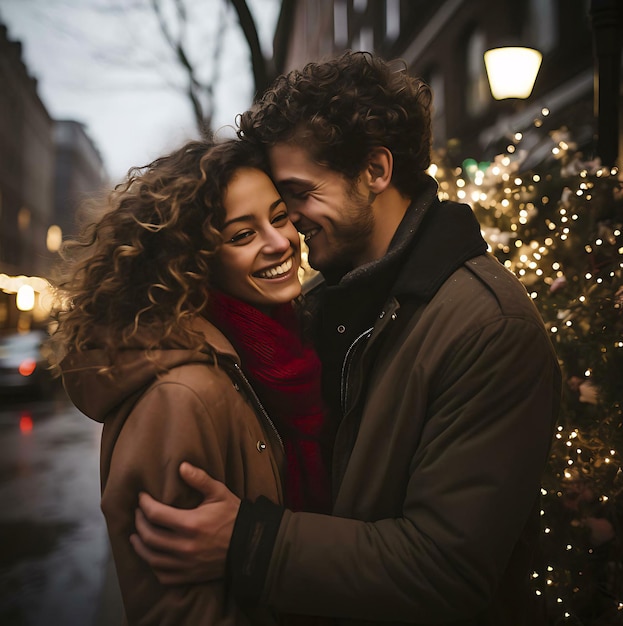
[432,117,623,624]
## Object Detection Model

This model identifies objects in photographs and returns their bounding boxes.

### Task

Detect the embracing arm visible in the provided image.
[131,462,240,585]
[254,317,560,621]
[134,317,560,621]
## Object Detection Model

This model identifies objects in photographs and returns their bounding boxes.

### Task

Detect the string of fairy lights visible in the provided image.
[430,117,623,620]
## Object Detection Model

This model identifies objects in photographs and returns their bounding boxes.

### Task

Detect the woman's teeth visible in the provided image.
[257,257,293,278]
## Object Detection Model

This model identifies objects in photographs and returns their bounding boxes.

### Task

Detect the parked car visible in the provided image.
[0,330,55,397]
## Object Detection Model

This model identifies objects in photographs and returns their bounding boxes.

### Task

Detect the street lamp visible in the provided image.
[484,47,542,100]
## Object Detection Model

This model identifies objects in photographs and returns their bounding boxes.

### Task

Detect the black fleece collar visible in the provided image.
[326,175,488,304]
[391,197,489,301]
[311,177,487,419]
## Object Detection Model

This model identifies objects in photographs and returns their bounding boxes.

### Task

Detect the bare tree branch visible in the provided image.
[226,0,270,98]
[14,0,296,134]
[174,0,187,23]
[150,0,211,134]
[150,0,176,51]
[273,0,296,75]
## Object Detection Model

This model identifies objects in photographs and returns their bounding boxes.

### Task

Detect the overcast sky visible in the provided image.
[0,0,280,181]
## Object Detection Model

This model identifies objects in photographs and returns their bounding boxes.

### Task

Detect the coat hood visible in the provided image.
[60,317,239,423]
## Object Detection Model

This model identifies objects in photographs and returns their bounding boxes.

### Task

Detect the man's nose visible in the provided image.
[287,205,302,225]
[286,209,308,238]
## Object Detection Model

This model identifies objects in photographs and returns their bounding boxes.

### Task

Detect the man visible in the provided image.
[131,51,560,624]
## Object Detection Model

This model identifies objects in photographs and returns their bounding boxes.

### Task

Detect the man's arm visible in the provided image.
[133,316,560,622]
[130,462,241,585]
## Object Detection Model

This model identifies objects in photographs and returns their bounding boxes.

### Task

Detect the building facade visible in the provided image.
[0,23,54,279]
[0,23,107,332]
[54,120,108,241]
[275,0,621,168]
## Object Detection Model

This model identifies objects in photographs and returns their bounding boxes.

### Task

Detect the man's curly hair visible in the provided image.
[238,50,433,198]
[48,138,268,371]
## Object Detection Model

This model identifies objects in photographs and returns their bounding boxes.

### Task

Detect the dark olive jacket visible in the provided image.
[232,177,561,625]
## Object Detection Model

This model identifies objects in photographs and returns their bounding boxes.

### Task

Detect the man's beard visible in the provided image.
[309,185,375,275]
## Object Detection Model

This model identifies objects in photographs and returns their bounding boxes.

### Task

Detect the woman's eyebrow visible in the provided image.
[221,214,255,229]
[221,199,284,229]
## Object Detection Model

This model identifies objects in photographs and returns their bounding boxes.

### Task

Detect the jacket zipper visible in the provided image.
[230,361,285,452]
[340,327,374,414]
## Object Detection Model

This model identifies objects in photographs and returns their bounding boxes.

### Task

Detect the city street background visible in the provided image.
[0,0,280,181]
[0,388,114,626]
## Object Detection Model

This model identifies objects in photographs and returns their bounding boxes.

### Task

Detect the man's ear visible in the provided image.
[365,147,393,193]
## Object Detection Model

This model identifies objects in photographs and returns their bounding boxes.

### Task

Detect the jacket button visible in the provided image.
[379,311,385,318]
[233,382,240,391]
[391,312,398,320]
[256,440,267,452]
[337,324,346,333]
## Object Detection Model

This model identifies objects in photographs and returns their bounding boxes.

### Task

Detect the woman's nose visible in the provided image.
[263,227,291,254]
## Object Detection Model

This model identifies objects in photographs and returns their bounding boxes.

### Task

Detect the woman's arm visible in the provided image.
[101,370,270,625]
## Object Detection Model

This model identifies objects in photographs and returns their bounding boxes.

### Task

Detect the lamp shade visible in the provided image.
[484,47,542,99]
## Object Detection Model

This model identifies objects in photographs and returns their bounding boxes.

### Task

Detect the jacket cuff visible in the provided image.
[228,496,285,606]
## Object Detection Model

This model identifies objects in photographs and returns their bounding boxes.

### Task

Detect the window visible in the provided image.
[465,29,488,117]
[46,225,62,253]
[527,0,557,53]
[334,0,348,47]
[427,69,446,147]
[356,26,374,52]
[386,0,400,41]
[18,207,31,231]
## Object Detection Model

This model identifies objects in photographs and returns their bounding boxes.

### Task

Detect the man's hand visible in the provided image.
[130,462,241,585]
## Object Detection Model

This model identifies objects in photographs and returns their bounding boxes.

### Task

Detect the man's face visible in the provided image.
[268,143,375,274]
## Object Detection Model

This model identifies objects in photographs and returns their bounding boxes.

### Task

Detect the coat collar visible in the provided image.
[317,174,488,304]
[391,196,488,301]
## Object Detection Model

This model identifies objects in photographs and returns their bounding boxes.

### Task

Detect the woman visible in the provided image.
[48,138,330,625]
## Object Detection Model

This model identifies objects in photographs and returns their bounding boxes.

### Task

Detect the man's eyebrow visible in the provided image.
[277,177,312,187]
[221,199,284,229]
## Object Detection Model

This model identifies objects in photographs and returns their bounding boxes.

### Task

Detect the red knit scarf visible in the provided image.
[207,291,331,513]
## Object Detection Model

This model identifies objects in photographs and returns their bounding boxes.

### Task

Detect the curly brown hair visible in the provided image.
[238,50,433,198]
[48,138,268,371]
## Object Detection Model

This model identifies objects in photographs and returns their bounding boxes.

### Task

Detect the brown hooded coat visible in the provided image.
[61,317,284,625]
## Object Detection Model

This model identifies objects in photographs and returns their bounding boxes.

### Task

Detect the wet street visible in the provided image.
[0,388,113,626]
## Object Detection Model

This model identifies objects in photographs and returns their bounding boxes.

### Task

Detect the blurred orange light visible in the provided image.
[20,414,33,434]
[18,359,37,377]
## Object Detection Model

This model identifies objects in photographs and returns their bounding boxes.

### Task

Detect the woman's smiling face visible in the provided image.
[215,167,302,312]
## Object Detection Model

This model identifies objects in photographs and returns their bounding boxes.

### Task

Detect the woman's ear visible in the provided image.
[365,147,393,193]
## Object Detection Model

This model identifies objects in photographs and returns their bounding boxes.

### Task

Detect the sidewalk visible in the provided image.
[93,548,124,626]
